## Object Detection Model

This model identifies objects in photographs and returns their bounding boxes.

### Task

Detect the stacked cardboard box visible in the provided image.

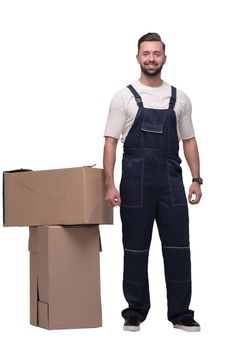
[3,167,112,226]
[29,225,102,329]
[3,167,113,330]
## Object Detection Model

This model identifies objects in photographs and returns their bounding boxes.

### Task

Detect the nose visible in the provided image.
[149,53,154,61]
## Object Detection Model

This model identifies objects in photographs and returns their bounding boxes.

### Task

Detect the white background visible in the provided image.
[0,0,232,349]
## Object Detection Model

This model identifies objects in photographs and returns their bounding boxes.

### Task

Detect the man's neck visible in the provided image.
[139,74,163,87]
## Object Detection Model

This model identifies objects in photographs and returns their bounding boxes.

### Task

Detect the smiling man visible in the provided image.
[103,33,202,332]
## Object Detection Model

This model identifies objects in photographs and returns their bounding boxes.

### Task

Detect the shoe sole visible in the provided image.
[124,325,140,332]
[173,324,201,332]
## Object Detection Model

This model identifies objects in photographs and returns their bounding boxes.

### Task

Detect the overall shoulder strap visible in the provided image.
[127,84,143,108]
[169,86,177,110]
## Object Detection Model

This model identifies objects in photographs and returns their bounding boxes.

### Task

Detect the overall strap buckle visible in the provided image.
[135,97,142,104]
[127,84,143,108]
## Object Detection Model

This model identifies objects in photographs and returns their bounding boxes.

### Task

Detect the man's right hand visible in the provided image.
[104,185,121,207]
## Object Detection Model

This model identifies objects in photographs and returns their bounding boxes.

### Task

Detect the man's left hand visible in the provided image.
[188,183,202,204]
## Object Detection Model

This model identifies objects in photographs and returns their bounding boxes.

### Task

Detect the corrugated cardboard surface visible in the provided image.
[3,167,113,226]
[28,225,102,329]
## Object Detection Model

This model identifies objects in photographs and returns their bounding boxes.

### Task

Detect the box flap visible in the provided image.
[37,226,49,303]
[2,169,32,226]
[84,167,113,224]
[38,301,49,329]
[30,252,39,326]
[99,232,102,252]
[3,169,32,173]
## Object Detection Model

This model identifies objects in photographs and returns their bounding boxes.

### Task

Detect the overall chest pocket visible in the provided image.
[141,109,168,148]
[120,157,144,207]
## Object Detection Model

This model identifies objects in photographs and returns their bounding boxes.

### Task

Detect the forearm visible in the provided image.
[103,137,118,188]
[182,137,200,178]
[103,137,121,207]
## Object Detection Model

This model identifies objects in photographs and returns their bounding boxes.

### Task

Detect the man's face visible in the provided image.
[137,41,166,77]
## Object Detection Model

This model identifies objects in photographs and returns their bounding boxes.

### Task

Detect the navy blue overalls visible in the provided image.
[119,84,194,324]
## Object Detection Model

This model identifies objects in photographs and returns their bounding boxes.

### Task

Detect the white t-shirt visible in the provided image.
[104,80,195,143]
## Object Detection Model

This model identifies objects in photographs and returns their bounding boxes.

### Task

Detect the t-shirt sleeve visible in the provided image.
[178,92,195,140]
[104,92,126,140]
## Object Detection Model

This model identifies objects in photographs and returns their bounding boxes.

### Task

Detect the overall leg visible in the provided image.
[156,173,194,324]
[120,157,157,322]
[120,205,154,322]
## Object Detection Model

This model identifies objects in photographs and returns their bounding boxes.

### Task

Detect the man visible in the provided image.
[103,33,202,332]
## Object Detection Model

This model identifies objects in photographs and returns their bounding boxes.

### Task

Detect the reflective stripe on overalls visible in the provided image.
[119,84,194,324]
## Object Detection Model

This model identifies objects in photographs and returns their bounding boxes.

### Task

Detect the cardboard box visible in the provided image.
[3,167,113,226]
[29,225,102,329]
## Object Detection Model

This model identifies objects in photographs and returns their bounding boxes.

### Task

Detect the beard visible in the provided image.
[140,62,164,77]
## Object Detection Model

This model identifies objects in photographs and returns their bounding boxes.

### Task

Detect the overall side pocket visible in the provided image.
[167,159,187,206]
[120,157,144,207]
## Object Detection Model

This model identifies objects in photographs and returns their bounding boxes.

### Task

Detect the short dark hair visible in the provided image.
[138,32,166,52]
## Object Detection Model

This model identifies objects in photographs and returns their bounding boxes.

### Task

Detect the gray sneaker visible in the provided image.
[123,317,140,331]
[173,316,201,332]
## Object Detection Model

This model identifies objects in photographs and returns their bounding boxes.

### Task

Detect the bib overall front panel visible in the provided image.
[119,85,194,324]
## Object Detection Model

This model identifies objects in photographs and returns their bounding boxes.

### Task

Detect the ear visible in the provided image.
[163,55,167,65]
[136,54,140,64]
